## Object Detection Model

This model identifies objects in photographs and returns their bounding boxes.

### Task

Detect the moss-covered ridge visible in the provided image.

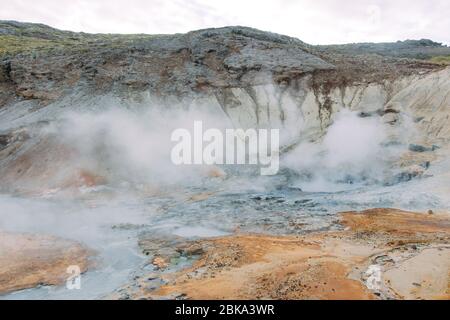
[0,20,161,57]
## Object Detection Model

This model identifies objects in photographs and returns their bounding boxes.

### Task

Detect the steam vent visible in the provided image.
[0,20,449,301]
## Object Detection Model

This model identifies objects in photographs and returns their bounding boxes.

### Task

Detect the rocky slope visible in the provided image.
[318,39,450,60]
[1,21,450,193]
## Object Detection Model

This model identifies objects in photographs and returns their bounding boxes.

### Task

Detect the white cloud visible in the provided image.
[0,0,448,45]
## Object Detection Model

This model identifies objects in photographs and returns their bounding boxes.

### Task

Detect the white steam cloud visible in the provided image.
[55,105,233,189]
[283,110,401,192]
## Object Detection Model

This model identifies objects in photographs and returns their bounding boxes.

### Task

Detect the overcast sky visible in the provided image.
[1,0,448,45]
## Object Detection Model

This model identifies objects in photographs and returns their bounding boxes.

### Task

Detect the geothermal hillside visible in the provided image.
[1,21,450,192]
[0,21,450,299]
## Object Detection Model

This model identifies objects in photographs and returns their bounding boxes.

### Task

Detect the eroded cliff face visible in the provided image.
[0,22,449,193]
[221,68,450,146]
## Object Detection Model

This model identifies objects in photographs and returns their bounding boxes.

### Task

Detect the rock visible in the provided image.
[205,166,226,178]
[409,144,431,153]
[0,134,10,149]
[420,161,431,169]
[383,112,399,124]
[152,257,169,270]
[386,165,426,185]
[431,145,440,151]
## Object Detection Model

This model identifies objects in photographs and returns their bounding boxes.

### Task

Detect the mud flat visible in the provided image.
[0,232,92,295]
[127,209,449,300]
